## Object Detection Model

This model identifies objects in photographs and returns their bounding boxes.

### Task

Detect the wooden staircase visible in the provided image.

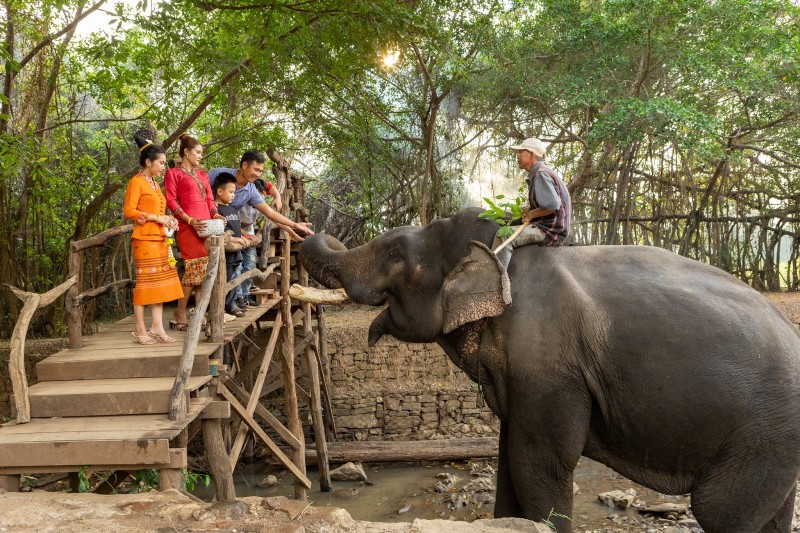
[0,316,220,477]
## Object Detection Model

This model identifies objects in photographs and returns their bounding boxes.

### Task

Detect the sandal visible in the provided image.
[226,308,245,317]
[131,332,157,345]
[169,320,189,331]
[148,331,177,344]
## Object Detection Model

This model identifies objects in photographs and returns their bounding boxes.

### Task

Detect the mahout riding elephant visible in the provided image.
[299,207,800,533]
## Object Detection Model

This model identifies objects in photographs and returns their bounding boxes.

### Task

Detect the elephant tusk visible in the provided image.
[289,283,350,305]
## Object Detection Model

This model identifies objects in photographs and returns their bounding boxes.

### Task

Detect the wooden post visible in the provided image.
[280,231,306,500]
[168,239,222,421]
[316,303,337,441]
[66,248,83,349]
[202,417,236,501]
[159,469,183,492]
[208,236,226,361]
[300,267,331,491]
[6,276,77,423]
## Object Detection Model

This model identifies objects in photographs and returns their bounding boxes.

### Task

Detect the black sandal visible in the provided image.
[169,320,189,331]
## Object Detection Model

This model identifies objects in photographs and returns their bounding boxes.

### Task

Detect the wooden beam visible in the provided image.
[199,401,230,420]
[229,313,282,468]
[217,384,311,489]
[299,266,331,492]
[222,378,301,451]
[316,304,337,440]
[6,275,78,423]
[0,448,187,475]
[0,439,170,467]
[224,263,277,293]
[169,238,222,421]
[280,233,306,499]
[293,332,313,358]
[0,475,19,492]
[301,438,500,464]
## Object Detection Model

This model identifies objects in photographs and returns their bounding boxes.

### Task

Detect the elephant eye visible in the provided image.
[388,248,403,262]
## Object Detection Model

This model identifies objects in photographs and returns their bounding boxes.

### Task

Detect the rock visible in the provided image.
[463,477,494,493]
[446,492,469,510]
[398,504,411,513]
[474,517,553,532]
[261,495,290,510]
[573,482,579,494]
[332,487,360,499]
[330,462,368,482]
[470,463,495,478]
[598,490,635,509]
[435,472,460,493]
[257,474,279,488]
[639,502,689,515]
[208,500,249,519]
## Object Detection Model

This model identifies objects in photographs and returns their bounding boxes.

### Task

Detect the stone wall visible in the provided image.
[266,306,500,441]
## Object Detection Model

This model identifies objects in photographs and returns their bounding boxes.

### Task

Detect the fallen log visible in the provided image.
[289,284,349,305]
[299,438,499,464]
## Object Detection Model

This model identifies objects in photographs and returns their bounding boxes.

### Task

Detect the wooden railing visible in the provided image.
[66,225,135,349]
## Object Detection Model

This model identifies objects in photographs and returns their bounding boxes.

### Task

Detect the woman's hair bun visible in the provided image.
[179,133,191,141]
[133,133,150,149]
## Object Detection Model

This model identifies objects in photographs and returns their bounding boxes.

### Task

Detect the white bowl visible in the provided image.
[197,218,226,238]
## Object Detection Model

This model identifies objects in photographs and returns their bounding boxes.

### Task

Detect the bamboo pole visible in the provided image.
[316,304,337,441]
[492,222,530,254]
[5,275,77,423]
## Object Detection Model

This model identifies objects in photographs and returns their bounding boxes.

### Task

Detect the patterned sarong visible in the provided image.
[132,239,184,305]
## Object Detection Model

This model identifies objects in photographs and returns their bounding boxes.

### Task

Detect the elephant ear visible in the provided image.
[441,241,512,334]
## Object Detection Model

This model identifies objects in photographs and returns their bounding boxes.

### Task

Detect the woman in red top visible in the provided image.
[164,133,223,329]
[123,135,183,344]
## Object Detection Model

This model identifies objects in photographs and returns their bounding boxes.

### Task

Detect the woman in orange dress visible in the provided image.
[164,133,223,330]
[123,135,184,344]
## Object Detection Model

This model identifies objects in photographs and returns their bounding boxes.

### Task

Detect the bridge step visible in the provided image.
[0,398,209,470]
[36,341,219,381]
[26,376,211,418]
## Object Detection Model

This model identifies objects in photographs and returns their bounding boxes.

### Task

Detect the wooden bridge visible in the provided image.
[0,171,334,499]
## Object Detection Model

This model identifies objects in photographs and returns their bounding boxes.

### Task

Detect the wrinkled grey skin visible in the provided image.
[299,208,800,533]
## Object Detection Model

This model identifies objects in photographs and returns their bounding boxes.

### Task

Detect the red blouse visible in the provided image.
[164,167,217,221]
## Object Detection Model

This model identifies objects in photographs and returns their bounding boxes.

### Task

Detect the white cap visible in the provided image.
[509,137,547,158]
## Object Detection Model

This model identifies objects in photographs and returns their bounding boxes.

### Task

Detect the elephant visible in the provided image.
[298,207,800,533]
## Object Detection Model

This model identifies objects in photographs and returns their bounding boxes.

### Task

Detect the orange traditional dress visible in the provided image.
[123,174,184,306]
[164,167,217,286]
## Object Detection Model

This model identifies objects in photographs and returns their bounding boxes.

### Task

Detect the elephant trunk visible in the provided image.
[298,234,347,289]
[298,234,386,305]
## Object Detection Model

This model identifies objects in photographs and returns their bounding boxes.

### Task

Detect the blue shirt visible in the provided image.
[208,167,265,211]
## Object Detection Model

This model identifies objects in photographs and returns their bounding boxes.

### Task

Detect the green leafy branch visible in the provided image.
[479,195,525,239]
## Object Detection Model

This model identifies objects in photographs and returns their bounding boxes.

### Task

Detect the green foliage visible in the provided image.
[77,466,91,493]
[130,469,160,493]
[479,195,525,238]
[182,469,211,492]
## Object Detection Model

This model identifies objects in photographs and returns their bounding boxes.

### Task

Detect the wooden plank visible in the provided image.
[0,398,210,437]
[199,401,230,419]
[0,439,170,467]
[0,449,184,475]
[37,349,212,381]
[28,377,211,418]
[222,299,281,343]
[217,384,311,489]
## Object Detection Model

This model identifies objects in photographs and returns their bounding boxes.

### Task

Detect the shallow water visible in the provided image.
[194,457,690,529]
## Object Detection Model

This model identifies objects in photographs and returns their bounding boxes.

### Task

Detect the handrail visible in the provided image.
[169,236,224,421]
[66,224,135,349]
[71,225,133,252]
[224,263,278,293]
[5,276,78,424]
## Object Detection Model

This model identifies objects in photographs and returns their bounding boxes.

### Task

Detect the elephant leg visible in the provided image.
[505,390,589,533]
[493,421,522,518]
[692,447,798,533]
[759,483,796,533]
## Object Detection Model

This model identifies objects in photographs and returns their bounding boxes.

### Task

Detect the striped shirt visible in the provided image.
[526,161,571,245]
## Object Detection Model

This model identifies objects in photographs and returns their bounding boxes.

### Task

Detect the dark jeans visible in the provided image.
[225,261,242,311]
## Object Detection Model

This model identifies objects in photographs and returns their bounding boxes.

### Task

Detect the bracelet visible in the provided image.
[187,217,193,225]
